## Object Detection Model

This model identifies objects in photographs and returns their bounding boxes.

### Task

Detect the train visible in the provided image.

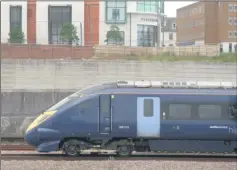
[24,80,237,157]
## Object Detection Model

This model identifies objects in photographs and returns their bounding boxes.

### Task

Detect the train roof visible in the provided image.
[77,81,237,96]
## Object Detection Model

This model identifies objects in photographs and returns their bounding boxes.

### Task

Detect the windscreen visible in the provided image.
[46,92,82,111]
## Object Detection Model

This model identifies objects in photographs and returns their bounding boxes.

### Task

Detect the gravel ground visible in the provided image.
[2,160,237,170]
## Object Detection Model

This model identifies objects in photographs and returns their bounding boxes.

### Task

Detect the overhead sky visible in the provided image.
[164,1,196,17]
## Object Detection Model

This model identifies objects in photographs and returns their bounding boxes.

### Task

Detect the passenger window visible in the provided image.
[144,99,153,117]
[169,104,191,120]
[229,104,237,118]
[198,105,222,120]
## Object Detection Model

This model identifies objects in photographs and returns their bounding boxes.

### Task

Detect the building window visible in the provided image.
[107,31,125,45]
[198,105,222,120]
[229,43,232,52]
[234,44,237,52]
[137,24,156,47]
[234,18,237,25]
[144,99,153,117]
[228,31,233,38]
[169,33,173,40]
[9,5,22,32]
[106,0,126,23]
[229,17,233,25]
[234,4,237,12]
[229,4,233,12]
[137,0,156,13]
[168,104,192,120]
[172,23,176,29]
[137,0,164,13]
[48,6,72,45]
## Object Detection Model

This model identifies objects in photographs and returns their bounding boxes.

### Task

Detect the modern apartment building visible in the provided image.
[161,17,177,47]
[176,1,237,52]
[1,0,165,47]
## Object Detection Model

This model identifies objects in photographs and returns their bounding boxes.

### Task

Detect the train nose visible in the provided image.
[24,128,38,146]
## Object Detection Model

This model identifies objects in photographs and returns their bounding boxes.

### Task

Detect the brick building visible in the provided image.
[176,1,237,52]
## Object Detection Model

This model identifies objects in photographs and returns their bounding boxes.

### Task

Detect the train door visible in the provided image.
[137,97,161,137]
[99,94,112,134]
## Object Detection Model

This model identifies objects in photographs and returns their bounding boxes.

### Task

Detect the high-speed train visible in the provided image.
[24,80,237,157]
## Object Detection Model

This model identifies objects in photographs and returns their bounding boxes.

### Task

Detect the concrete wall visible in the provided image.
[1,59,237,138]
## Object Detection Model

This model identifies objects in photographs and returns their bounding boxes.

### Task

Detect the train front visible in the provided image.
[24,90,84,151]
[24,110,57,148]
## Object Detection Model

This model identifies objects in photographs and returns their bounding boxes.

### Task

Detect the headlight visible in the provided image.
[26,110,57,133]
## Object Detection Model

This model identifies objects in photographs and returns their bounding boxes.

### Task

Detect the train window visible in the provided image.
[144,99,153,117]
[198,105,222,120]
[229,104,237,118]
[168,104,191,120]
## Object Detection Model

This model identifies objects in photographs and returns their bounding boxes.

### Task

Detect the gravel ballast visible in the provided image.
[2,160,236,170]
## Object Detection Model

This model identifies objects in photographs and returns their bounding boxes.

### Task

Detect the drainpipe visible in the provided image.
[130,13,132,47]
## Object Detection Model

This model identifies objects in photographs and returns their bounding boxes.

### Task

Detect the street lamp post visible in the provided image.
[156,3,160,49]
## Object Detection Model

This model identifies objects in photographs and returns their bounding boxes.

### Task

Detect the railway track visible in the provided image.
[1,153,237,161]
[1,138,237,161]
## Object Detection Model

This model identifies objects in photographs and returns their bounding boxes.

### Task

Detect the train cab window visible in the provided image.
[144,99,153,117]
[198,105,222,120]
[168,104,191,120]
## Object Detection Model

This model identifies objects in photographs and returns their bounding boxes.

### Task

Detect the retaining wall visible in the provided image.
[1,59,236,138]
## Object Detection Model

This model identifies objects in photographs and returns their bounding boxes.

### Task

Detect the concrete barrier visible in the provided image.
[1,91,75,138]
[1,59,236,138]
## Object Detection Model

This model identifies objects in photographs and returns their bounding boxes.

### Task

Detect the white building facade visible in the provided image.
[161,17,177,47]
[99,1,164,47]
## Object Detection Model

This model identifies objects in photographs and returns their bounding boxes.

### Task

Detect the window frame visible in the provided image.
[234,4,237,12]
[168,103,192,120]
[137,24,156,47]
[228,4,233,12]
[198,104,223,120]
[228,17,233,25]
[105,0,127,24]
[172,23,176,29]
[136,0,164,13]
[169,33,173,40]
[9,5,22,33]
[48,5,72,45]
[228,31,233,38]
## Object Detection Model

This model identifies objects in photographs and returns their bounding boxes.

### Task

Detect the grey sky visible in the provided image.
[165,1,195,17]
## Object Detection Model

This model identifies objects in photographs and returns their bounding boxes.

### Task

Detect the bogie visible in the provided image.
[62,139,81,157]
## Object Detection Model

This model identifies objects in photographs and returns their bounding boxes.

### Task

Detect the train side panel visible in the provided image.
[110,94,137,137]
[149,94,237,153]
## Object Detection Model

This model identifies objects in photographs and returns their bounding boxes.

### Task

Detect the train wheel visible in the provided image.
[62,139,81,157]
[116,145,133,157]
